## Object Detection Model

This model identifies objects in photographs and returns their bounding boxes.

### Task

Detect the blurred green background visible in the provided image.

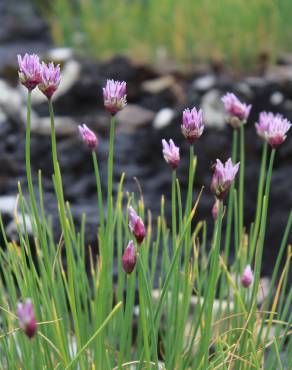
[39,0,292,67]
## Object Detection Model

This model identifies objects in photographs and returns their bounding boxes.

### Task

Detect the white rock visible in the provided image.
[46,47,73,62]
[0,195,17,215]
[153,108,175,129]
[0,79,23,121]
[0,195,33,237]
[270,91,284,106]
[193,74,215,92]
[6,213,33,237]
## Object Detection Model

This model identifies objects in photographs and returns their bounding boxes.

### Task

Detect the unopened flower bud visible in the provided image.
[17,299,37,339]
[78,124,98,150]
[122,240,137,274]
[128,206,146,244]
[221,92,251,128]
[241,265,254,288]
[162,139,180,170]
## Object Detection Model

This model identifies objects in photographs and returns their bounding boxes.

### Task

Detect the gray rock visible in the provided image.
[201,89,225,129]
[116,104,155,132]
[235,82,253,98]
[31,116,77,136]
[141,75,175,94]
[0,79,23,125]
[153,108,175,129]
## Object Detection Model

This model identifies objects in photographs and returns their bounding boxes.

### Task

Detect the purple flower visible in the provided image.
[103,79,127,115]
[221,93,251,128]
[211,158,240,200]
[17,54,41,91]
[255,112,291,148]
[17,299,37,339]
[241,265,253,288]
[122,240,137,274]
[181,107,204,143]
[162,139,180,170]
[128,206,146,244]
[38,62,61,99]
[78,124,98,150]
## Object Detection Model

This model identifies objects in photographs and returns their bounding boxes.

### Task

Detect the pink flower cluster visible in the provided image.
[103,79,127,115]
[211,159,240,200]
[181,107,204,144]
[255,112,291,148]
[222,92,251,128]
[18,53,61,99]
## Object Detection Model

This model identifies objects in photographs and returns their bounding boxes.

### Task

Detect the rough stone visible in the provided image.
[116,104,155,132]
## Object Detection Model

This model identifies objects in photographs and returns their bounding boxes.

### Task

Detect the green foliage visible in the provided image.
[43,0,292,66]
[0,80,291,368]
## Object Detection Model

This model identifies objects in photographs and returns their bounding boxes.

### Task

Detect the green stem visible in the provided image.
[250,142,268,259]
[171,170,177,251]
[92,151,105,238]
[106,116,116,233]
[251,148,276,302]
[195,202,223,369]
[96,114,116,366]
[48,98,83,368]
[224,129,238,261]
[65,302,122,370]
[239,124,245,247]
[25,91,42,235]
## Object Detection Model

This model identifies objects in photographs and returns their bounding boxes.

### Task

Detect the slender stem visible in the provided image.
[106,115,116,232]
[251,149,275,305]
[48,98,83,368]
[195,202,223,369]
[138,256,159,369]
[249,142,268,260]
[185,145,194,217]
[171,170,177,251]
[184,145,195,263]
[96,114,116,366]
[25,91,41,234]
[92,151,105,237]
[224,129,238,261]
[65,302,122,370]
[238,124,245,246]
